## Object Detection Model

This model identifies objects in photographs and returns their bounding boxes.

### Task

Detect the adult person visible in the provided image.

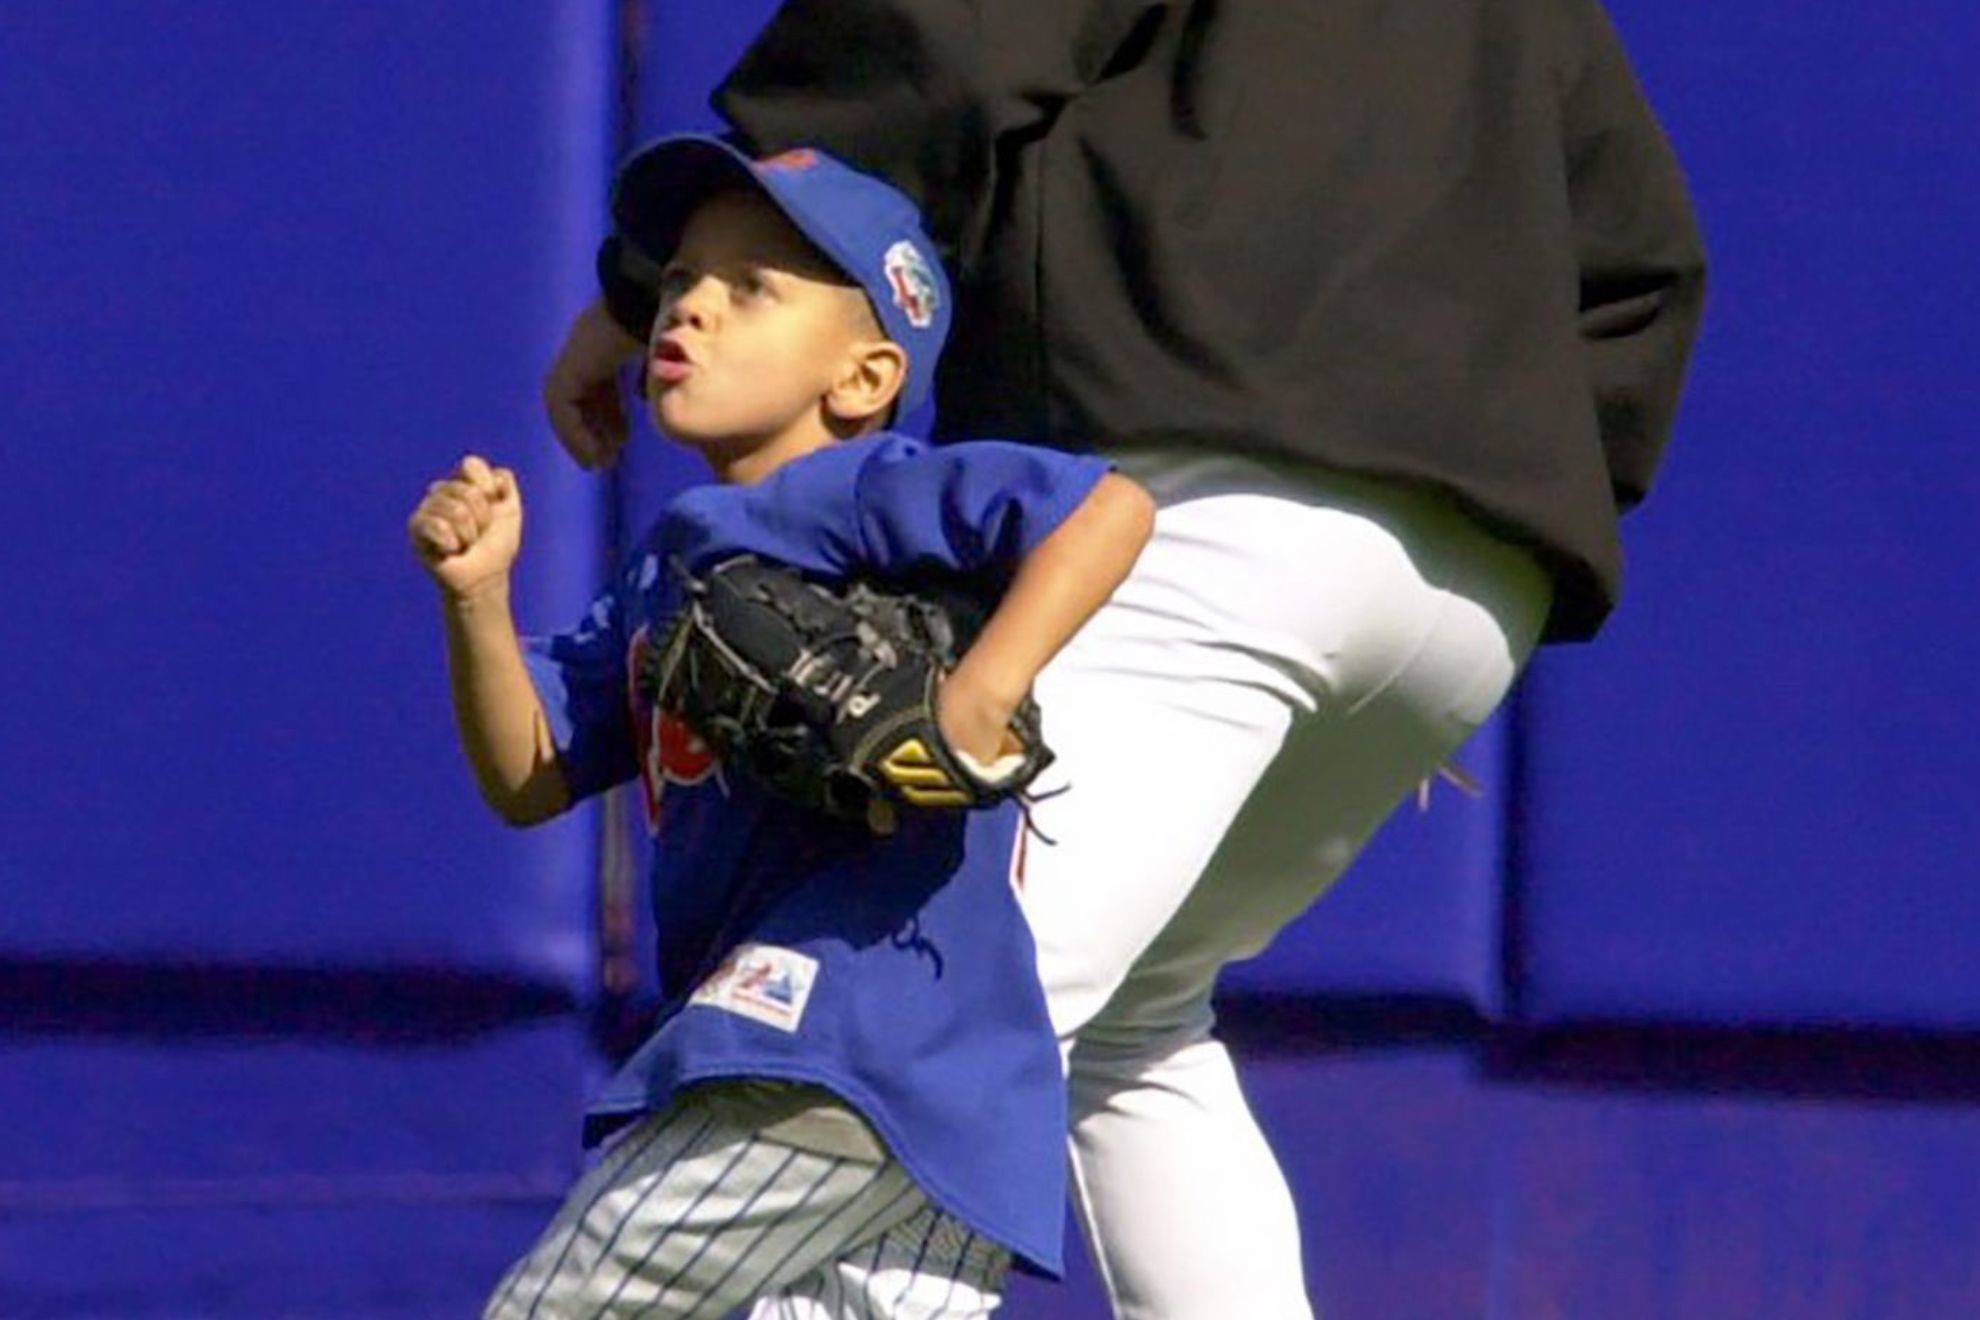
[545,3,1706,1315]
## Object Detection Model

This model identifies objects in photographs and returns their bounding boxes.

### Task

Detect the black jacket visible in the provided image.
[608,0,1706,641]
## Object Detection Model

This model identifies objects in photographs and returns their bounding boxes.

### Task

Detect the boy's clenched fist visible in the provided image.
[408,454,523,599]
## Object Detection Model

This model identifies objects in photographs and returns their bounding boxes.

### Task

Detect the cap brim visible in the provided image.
[610,135,764,267]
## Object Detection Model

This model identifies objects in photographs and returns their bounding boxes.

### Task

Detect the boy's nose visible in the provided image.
[664,276,721,331]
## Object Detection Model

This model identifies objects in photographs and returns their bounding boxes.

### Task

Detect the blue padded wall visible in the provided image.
[1009,1037,1980,1319]
[1485,1039,1980,1319]
[1219,717,1515,1012]
[1013,1037,1980,1314]
[1513,3,1980,1028]
[1,4,618,1314]
[0,2,615,983]
[0,1021,590,1317]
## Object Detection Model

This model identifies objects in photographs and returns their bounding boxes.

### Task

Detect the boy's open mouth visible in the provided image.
[651,337,694,384]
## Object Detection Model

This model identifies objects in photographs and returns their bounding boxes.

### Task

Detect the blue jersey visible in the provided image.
[523,432,1111,1275]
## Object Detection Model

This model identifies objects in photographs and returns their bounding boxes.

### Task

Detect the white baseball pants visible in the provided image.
[1019,449,1553,1319]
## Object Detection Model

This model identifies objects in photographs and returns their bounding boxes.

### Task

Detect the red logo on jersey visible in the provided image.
[627,626,718,830]
[655,710,717,784]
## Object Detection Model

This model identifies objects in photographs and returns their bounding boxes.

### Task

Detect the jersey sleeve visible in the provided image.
[520,557,649,802]
[662,453,870,579]
[853,439,1113,581]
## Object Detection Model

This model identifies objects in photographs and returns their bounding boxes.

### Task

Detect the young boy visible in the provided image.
[408,137,1153,1318]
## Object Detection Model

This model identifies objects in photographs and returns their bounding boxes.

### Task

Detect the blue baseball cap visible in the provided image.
[610,134,952,417]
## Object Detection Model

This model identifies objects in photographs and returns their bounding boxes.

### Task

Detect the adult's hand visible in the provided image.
[542,297,645,470]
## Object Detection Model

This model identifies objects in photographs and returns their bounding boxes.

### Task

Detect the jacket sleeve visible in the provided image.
[711,0,1165,265]
[1560,0,1709,514]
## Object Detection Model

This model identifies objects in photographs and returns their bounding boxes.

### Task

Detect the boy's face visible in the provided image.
[645,189,891,451]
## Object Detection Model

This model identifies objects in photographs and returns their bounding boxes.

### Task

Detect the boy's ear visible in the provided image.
[826,338,909,430]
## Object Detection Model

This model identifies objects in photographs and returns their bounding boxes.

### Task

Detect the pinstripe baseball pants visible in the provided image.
[483,1090,1008,1319]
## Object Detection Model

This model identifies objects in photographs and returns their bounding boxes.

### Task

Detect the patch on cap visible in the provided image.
[884,240,941,330]
[756,149,819,173]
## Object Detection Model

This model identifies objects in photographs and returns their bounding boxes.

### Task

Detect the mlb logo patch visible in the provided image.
[884,240,941,330]
[690,943,820,1033]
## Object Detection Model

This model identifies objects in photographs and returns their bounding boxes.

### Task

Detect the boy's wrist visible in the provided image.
[944,657,1030,715]
[937,666,1025,765]
[439,576,515,616]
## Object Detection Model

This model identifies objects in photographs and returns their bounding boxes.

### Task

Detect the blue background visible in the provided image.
[4,2,1977,1314]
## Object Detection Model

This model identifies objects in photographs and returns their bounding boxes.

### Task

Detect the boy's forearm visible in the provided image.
[948,472,1156,707]
[441,584,572,826]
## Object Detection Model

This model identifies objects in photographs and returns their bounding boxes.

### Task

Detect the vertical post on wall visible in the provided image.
[594,0,651,1050]
[587,0,790,1057]
[1496,675,1535,1026]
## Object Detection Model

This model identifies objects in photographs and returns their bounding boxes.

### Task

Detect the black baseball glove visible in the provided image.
[640,556,1054,830]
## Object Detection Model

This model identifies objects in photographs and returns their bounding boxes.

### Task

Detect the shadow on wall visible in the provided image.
[0,959,573,1046]
[1216,991,1980,1106]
